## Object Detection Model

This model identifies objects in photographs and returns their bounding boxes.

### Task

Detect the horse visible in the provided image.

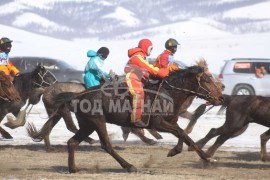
[25,58,224,149]
[0,64,57,139]
[193,94,270,162]
[0,71,21,103]
[121,58,225,145]
[27,65,223,173]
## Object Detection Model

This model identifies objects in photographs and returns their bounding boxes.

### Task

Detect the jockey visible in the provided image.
[125,39,169,127]
[84,47,113,88]
[0,37,20,78]
[153,38,180,72]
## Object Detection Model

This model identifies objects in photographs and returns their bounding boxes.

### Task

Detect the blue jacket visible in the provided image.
[84,50,110,88]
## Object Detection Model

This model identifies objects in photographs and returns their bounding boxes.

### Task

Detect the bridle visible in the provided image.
[162,73,216,101]
[0,81,12,102]
[32,69,57,88]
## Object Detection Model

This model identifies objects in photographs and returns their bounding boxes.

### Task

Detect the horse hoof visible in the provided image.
[127,165,137,173]
[261,156,270,162]
[145,140,157,145]
[207,157,217,162]
[155,135,163,140]
[1,133,13,139]
[167,148,181,157]
[122,133,129,142]
[88,139,97,145]
[69,167,77,173]
[4,122,16,129]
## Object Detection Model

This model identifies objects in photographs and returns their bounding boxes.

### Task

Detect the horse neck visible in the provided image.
[13,73,34,100]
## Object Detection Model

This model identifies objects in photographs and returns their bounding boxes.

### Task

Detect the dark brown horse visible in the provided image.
[121,59,225,145]
[28,65,223,173]
[193,94,270,161]
[0,65,57,139]
[25,60,223,149]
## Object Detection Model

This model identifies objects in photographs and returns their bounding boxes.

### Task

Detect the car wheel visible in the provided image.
[233,85,255,95]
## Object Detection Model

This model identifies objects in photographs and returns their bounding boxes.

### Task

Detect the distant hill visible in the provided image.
[0,0,269,40]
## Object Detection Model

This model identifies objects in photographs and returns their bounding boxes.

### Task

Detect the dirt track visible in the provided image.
[1,143,270,179]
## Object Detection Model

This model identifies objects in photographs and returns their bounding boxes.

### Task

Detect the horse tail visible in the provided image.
[54,92,77,105]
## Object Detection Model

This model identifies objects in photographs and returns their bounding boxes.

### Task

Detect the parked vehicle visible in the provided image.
[218,58,270,96]
[10,56,84,83]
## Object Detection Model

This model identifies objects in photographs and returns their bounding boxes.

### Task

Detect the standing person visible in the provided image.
[0,37,20,79]
[84,47,113,88]
[125,39,169,128]
[153,38,180,71]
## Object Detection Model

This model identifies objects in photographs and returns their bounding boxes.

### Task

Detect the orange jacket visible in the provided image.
[153,50,179,72]
[125,47,169,79]
[0,51,20,76]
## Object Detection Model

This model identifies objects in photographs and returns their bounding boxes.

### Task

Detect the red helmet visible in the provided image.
[138,39,153,56]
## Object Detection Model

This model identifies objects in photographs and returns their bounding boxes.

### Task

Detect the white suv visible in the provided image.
[219,58,270,96]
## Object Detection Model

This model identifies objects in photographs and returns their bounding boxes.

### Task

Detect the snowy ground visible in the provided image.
[1,99,269,153]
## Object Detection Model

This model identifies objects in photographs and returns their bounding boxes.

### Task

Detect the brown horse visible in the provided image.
[121,58,225,144]
[28,65,223,173]
[0,65,57,139]
[193,94,270,162]
[0,71,21,102]
[0,71,21,138]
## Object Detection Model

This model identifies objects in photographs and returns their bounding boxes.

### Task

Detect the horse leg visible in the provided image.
[147,129,163,139]
[189,127,223,151]
[206,133,234,157]
[153,117,210,161]
[5,104,29,129]
[184,104,206,134]
[0,113,13,139]
[0,126,13,139]
[94,119,137,172]
[121,127,158,145]
[68,126,95,173]
[62,109,96,145]
[260,129,270,162]
[43,114,62,152]
[130,128,157,145]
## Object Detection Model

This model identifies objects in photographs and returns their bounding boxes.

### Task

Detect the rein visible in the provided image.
[32,70,57,88]
[163,77,213,100]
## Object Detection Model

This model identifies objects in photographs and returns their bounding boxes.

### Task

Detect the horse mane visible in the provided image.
[0,71,11,87]
[195,57,209,72]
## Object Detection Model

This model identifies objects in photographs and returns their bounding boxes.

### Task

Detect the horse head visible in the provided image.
[31,63,57,88]
[164,65,223,106]
[196,58,225,91]
[0,71,21,102]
